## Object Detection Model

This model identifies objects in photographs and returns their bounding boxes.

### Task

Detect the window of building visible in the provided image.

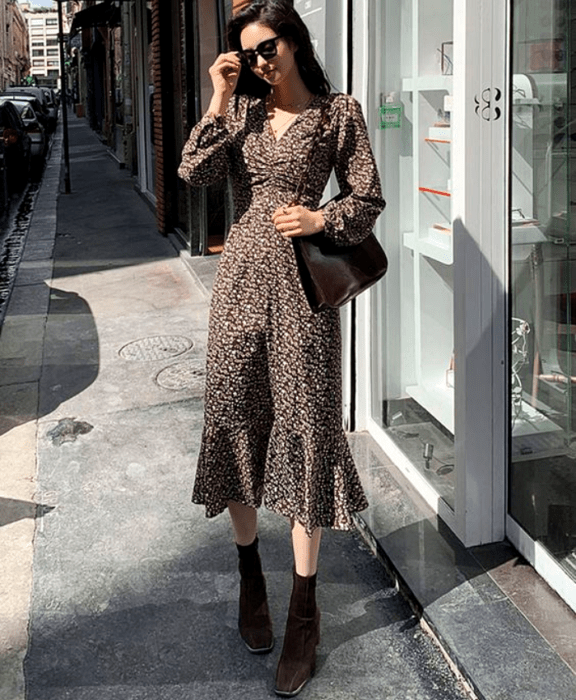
[48,70,59,77]
[30,18,44,26]
[32,49,44,57]
[47,48,58,56]
[46,38,58,46]
[47,61,59,66]
[46,18,58,26]
[31,41,44,47]
[31,29,44,36]
[32,60,44,66]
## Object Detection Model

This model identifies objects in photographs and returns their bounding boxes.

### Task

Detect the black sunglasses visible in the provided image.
[239,36,283,68]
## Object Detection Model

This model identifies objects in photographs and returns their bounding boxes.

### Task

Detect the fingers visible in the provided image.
[271,205,293,223]
[209,52,242,93]
[272,205,307,237]
[211,52,242,74]
[272,206,297,228]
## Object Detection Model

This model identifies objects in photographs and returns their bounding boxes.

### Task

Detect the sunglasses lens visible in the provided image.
[259,41,277,60]
[242,37,280,68]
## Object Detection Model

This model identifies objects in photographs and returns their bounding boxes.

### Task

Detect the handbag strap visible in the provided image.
[291,99,331,206]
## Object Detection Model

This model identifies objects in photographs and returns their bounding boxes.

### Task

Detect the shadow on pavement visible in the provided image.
[0,285,99,439]
[38,286,99,418]
[0,497,54,527]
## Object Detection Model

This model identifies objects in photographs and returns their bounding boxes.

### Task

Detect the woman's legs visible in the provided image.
[227,503,323,568]
[290,520,322,576]
[228,500,258,545]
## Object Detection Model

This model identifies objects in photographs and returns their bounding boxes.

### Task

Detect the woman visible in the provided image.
[178,1,384,695]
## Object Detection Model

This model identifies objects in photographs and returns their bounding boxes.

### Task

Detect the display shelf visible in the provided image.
[512,97,540,106]
[403,232,416,251]
[403,232,452,265]
[419,235,452,265]
[428,127,451,140]
[402,76,453,92]
[419,186,451,197]
[385,0,456,490]
[511,220,546,245]
[407,383,455,434]
[511,402,565,462]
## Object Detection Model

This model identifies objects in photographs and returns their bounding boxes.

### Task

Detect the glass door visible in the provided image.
[366,0,509,546]
[370,0,457,510]
[509,0,576,606]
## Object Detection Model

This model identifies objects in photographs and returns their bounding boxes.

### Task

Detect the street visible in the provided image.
[0,170,44,325]
[0,112,474,700]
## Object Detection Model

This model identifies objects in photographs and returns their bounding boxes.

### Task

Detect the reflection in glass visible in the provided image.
[510,0,576,581]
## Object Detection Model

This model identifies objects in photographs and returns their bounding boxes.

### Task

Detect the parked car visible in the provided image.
[1,98,47,163]
[0,92,50,134]
[40,87,59,128]
[0,101,31,191]
[3,87,55,132]
[0,93,51,140]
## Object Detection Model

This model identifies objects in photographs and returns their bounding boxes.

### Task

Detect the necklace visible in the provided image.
[266,92,313,112]
[266,94,313,137]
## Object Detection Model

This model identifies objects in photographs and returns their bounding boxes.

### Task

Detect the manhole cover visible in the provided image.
[119,336,193,361]
[155,359,206,391]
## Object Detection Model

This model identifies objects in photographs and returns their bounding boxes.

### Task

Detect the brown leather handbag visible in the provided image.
[291,103,388,313]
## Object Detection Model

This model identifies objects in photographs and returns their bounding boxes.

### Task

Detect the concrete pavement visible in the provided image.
[0,113,473,699]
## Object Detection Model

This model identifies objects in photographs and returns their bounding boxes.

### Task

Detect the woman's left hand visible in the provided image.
[272,205,324,238]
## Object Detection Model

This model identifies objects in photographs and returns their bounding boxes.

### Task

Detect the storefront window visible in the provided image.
[371,0,456,508]
[510,0,576,582]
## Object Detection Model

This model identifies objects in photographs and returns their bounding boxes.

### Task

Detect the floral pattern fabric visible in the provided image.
[178,93,385,535]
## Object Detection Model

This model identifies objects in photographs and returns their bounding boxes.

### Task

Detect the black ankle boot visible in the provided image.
[236,537,274,654]
[274,570,320,697]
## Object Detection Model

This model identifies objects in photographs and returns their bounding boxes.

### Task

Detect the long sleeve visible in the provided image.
[322,95,385,246]
[177,111,232,187]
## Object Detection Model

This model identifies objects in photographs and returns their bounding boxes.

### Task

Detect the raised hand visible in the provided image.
[207,52,243,115]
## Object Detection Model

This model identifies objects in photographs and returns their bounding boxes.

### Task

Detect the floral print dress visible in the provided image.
[178,92,385,535]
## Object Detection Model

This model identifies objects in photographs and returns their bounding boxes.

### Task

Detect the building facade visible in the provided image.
[21,1,69,87]
[0,1,30,89]
[7,1,30,86]
[69,0,576,614]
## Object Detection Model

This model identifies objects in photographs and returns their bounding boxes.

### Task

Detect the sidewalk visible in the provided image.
[0,114,474,700]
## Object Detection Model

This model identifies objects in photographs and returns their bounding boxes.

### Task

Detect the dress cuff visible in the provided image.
[204,111,226,127]
[322,200,348,245]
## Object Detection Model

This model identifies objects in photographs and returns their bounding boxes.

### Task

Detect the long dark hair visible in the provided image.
[227,0,331,99]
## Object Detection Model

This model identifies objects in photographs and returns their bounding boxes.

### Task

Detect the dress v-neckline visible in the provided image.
[262,95,320,144]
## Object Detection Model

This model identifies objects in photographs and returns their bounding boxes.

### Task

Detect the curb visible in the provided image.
[5,122,63,326]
